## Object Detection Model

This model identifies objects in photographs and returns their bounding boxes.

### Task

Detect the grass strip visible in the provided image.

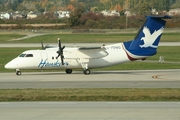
[0,88,180,101]
[1,32,180,43]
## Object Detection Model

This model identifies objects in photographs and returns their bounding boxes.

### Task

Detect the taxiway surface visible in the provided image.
[1,42,180,47]
[0,69,180,89]
[0,102,180,120]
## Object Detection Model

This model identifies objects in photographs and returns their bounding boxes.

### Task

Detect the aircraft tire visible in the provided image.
[84,69,90,75]
[16,71,21,76]
[65,69,72,74]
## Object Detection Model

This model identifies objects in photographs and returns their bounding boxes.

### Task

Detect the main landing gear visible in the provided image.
[81,62,91,75]
[83,69,91,75]
[16,69,21,76]
[65,69,72,74]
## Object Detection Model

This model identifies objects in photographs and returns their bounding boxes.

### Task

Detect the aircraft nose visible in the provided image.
[5,62,13,69]
[4,59,18,69]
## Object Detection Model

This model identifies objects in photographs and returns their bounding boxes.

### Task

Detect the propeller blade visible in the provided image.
[61,55,64,65]
[62,46,65,50]
[56,38,65,65]
[58,39,62,50]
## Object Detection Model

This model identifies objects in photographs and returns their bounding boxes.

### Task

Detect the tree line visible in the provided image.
[0,11,180,29]
[0,0,180,12]
[0,0,180,29]
[69,10,180,29]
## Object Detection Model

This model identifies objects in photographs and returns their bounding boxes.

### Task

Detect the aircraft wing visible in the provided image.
[77,46,108,58]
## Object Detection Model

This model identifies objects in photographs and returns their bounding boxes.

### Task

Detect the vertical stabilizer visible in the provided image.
[128,16,168,51]
[123,16,170,60]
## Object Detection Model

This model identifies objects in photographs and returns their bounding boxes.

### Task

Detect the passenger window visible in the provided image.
[26,54,33,57]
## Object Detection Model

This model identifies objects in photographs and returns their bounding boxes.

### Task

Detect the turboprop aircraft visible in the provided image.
[5,15,170,75]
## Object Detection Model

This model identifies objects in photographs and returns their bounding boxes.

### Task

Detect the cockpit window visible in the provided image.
[25,54,33,57]
[19,54,26,57]
[19,54,33,57]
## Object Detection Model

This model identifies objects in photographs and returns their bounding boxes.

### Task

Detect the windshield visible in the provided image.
[19,54,33,57]
[19,54,26,57]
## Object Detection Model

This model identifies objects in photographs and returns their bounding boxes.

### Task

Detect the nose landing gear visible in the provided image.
[16,69,21,76]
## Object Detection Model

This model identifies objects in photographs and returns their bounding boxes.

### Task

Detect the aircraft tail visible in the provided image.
[123,15,170,61]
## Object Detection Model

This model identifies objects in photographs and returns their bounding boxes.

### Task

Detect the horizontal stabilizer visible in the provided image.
[146,15,172,19]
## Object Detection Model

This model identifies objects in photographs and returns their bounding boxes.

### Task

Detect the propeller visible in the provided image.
[56,38,65,65]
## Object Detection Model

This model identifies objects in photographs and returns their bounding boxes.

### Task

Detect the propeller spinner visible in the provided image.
[56,38,65,65]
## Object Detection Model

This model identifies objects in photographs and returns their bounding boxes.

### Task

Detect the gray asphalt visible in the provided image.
[0,69,180,89]
[0,102,180,120]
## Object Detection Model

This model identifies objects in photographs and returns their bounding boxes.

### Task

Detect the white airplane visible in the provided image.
[5,15,170,75]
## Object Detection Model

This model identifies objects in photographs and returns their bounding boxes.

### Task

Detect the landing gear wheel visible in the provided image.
[16,71,21,76]
[65,69,72,74]
[83,69,90,75]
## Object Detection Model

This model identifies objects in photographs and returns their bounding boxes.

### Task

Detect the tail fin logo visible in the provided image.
[140,26,164,48]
